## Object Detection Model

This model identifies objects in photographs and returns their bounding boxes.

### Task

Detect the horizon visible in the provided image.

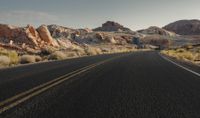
[0,19,199,31]
[0,0,200,30]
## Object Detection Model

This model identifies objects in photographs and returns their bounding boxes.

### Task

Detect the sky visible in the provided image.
[0,0,200,30]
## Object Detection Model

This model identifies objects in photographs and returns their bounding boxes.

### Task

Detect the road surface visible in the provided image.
[0,51,200,118]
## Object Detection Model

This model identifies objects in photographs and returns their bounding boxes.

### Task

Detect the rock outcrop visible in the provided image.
[46,24,134,45]
[0,24,41,48]
[163,19,200,35]
[93,21,132,32]
[0,24,62,49]
[138,26,176,36]
[141,35,171,48]
[47,25,78,39]
[37,25,59,47]
[0,22,175,51]
[25,25,41,46]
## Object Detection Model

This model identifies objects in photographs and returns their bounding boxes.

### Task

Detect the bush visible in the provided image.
[9,51,19,64]
[162,49,195,61]
[65,52,78,58]
[194,54,200,61]
[48,51,67,60]
[0,56,10,67]
[41,46,57,55]
[183,45,193,50]
[178,52,195,61]
[85,47,102,56]
[0,49,19,65]
[176,48,185,53]
[20,55,37,64]
[35,56,42,62]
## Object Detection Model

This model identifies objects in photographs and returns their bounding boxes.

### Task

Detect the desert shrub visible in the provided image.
[0,56,10,67]
[94,48,102,55]
[161,50,169,55]
[84,47,102,56]
[0,48,19,65]
[20,55,36,64]
[164,50,176,56]
[85,47,97,55]
[162,49,195,61]
[9,51,19,64]
[72,47,86,56]
[183,45,193,50]
[35,56,42,62]
[197,48,200,53]
[41,46,57,55]
[178,52,195,61]
[48,51,67,60]
[194,53,200,61]
[65,51,78,58]
[176,48,185,53]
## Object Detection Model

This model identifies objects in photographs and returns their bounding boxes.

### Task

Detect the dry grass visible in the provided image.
[96,44,136,54]
[41,46,57,55]
[71,46,86,57]
[48,51,67,60]
[0,56,10,67]
[84,47,102,56]
[0,43,140,68]
[20,55,38,64]
[65,51,78,58]
[35,56,42,62]
[0,48,19,66]
[161,45,200,65]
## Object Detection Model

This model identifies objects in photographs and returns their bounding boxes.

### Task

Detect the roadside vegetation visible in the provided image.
[0,44,141,68]
[20,55,42,64]
[0,48,19,67]
[161,45,200,65]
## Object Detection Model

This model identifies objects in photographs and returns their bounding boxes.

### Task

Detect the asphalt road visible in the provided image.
[0,51,200,118]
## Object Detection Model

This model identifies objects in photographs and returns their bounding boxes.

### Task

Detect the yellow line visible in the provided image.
[0,63,97,107]
[0,57,117,114]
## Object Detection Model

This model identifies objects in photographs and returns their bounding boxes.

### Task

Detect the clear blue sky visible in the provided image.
[0,0,200,30]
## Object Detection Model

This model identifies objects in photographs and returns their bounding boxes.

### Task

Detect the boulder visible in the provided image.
[37,25,59,47]
[25,25,41,46]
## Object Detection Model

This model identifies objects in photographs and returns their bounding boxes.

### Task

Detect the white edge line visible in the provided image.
[159,53,200,77]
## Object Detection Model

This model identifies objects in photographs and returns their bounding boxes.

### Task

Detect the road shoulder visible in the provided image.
[159,53,200,75]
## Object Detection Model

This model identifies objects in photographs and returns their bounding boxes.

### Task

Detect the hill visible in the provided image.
[163,19,200,35]
[93,21,132,32]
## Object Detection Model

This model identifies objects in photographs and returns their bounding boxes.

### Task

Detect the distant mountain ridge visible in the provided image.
[93,21,132,32]
[0,19,199,52]
[163,19,200,35]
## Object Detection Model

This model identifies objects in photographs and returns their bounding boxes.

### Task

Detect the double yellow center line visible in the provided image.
[0,56,119,114]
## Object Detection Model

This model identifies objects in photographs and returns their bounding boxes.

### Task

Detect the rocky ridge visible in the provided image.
[138,26,176,37]
[93,21,132,32]
[163,19,200,35]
